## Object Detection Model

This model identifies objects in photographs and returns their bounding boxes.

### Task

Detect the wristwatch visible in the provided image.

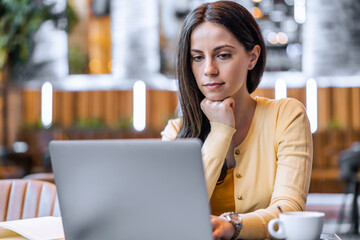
[220,212,243,240]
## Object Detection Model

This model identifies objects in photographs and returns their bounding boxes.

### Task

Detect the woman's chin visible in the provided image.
[204,95,229,102]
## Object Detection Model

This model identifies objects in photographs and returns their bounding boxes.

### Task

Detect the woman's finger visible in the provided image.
[200,97,235,127]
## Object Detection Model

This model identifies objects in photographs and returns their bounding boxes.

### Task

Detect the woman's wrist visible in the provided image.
[219,212,243,239]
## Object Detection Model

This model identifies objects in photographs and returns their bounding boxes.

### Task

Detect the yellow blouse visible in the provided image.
[210,168,235,216]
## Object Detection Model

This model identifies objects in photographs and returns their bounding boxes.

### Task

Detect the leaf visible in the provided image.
[0,0,78,68]
[0,50,8,69]
[66,1,79,33]
[0,35,9,47]
[19,40,28,61]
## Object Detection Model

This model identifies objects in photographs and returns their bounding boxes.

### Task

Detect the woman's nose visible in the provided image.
[204,59,219,76]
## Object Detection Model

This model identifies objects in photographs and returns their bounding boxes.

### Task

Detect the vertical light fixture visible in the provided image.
[275,78,287,100]
[306,78,318,133]
[41,81,53,128]
[133,80,146,131]
[294,0,306,24]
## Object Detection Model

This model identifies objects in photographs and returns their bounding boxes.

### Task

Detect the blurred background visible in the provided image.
[0,0,360,235]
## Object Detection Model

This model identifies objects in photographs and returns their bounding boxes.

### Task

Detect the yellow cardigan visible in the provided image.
[161,97,313,239]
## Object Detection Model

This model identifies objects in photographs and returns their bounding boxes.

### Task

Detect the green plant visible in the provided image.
[68,44,89,74]
[66,1,78,33]
[110,118,133,130]
[73,118,105,129]
[0,0,78,69]
[327,119,344,130]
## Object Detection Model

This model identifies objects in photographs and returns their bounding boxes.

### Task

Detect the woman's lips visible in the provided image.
[203,82,225,90]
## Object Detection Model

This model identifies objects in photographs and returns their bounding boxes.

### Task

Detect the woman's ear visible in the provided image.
[248,45,261,70]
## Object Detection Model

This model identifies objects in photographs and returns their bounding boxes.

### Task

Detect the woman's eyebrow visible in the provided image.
[190,44,235,53]
[190,49,202,53]
[213,44,235,51]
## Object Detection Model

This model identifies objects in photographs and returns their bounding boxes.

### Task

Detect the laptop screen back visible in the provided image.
[50,139,212,240]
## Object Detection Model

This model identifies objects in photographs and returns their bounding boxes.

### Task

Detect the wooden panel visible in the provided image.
[311,168,340,181]
[118,90,132,121]
[75,91,90,121]
[309,179,345,193]
[326,130,346,168]
[7,87,23,145]
[60,91,75,127]
[332,88,351,127]
[88,91,104,120]
[312,131,328,169]
[23,89,41,126]
[19,87,359,134]
[146,90,178,133]
[287,88,306,106]
[52,91,61,125]
[351,88,360,130]
[104,90,118,126]
[170,92,179,117]
[317,88,331,130]
[251,88,274,99]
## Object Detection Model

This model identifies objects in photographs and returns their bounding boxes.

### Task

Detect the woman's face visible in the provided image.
[190,22,253,102]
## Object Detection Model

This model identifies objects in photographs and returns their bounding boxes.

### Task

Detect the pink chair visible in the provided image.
[0,179,61,221]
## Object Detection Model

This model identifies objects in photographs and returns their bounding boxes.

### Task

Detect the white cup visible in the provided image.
[268,211,325,240]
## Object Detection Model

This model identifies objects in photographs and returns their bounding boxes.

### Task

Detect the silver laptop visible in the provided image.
[49,139,213,240]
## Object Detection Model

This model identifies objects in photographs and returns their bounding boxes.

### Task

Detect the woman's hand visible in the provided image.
[211,215,235,240]
[200,97,235,128]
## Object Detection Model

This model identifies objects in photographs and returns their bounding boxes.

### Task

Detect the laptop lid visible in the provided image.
[49,139,212,240]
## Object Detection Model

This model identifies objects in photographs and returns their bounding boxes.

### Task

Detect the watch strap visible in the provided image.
[220,212,242,240]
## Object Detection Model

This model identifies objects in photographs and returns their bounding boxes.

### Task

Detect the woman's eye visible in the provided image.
[218,54,231,60]
[192,56,204,62]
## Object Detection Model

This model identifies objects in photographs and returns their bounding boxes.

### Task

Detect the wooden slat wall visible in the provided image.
[146,90,178,132]
[23,89,178,132]
[53,91,75,127]
[7,87,23,145]
[4,86,358,192]
[52,90,134,127]
[333,88,351,128]
[23,89,41,126]
[317,87,360,130]
[318,88,332,131]
[20,87,360,132]
[76,91,91,121]
[352,88,360,130]
[288,88,306,106]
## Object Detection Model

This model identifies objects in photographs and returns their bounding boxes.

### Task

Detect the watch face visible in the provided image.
[229,214,242,225]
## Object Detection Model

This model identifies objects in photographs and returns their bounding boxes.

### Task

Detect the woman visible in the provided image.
[161,1,312,239]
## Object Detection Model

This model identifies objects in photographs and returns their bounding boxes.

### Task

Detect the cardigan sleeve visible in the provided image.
[238,99,313,239]
[161,118,182,141]
[202,122,236,198]
[161,119,236,198]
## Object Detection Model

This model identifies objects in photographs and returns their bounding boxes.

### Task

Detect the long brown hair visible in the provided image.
[176,1,266,141]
